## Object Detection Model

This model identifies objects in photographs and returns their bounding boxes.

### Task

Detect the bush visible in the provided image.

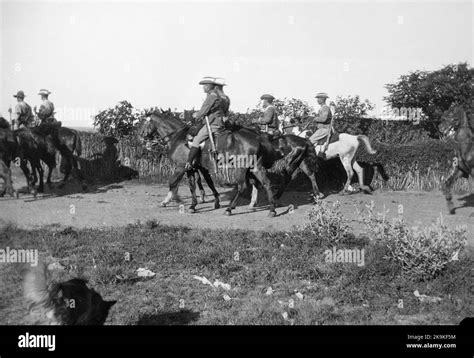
[361,201,468,281]
[294,199,352,245]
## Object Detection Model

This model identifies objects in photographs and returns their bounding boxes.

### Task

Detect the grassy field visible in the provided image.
[0,201,471,325]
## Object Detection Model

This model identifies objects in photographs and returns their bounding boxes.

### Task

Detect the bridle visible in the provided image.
[141,115,187,147]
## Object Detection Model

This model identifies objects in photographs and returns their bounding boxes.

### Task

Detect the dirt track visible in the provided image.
[1,168,472,245]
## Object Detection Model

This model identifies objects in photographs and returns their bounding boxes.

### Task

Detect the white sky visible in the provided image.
[1,0,472,126]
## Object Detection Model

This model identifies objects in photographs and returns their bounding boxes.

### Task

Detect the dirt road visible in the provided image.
[1,170,472,244]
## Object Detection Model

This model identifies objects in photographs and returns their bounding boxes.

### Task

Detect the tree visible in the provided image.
[333,95,374,119]
[384,62,473,137]
[93,100,140,138]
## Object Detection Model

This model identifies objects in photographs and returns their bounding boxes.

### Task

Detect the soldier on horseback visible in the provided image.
[255,94,280,136]
[307,92,333,153]
[185,77,230,170]
[10,91,34,129]
[34,89,57,125]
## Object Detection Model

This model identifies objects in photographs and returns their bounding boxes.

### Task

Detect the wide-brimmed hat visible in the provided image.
[315,92,329,99]
[13,91,25,99]
[260,94,275,101]
[198,76,217,85]
[38,89,51,96]
[214,77,227,86]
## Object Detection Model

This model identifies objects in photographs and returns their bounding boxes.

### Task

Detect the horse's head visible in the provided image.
[136,115,158,142]
[438,106,469,136]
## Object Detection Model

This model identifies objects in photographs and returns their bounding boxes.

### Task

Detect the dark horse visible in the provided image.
[138,111,283,216]
[439,106,473,214]
[15,125,86,194]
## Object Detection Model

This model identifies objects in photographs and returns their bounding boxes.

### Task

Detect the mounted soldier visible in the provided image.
[35,89,57,125]
[11,91,34,129]
[307,92,333,153]
[255,94,280,136]
[185,76,230,170]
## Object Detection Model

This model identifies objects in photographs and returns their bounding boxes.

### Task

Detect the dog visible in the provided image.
[24,263,116,325]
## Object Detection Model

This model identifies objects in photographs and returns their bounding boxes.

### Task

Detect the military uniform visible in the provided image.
[257,105,280,135]
[308,103,332,145]
[14,101,34,128]
[37,99,55,124]
[191,89,230,148]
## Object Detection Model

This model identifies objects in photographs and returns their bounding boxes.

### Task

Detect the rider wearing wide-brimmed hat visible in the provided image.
[185,77,231,170]
[255,94,280,135]
[11,91,34,129]
[308,92,332,148]
[35,89,56,125]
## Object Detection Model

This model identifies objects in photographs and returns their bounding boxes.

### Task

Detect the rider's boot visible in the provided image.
[185,146,200,170]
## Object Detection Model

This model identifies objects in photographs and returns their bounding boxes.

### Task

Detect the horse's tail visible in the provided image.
[357,135,376,155]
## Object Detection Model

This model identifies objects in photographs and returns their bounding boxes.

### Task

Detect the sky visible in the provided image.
[0,0,472,127]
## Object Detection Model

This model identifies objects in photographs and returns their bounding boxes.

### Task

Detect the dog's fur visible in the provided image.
[24,263,116,325]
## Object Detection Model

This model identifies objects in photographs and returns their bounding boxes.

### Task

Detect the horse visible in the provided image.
[288,115,377,194]
[14,125,86,193]
[439,106,473,214]
[137,111,284,216]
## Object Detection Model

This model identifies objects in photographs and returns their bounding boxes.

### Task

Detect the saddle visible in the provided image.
[315,131,339,146]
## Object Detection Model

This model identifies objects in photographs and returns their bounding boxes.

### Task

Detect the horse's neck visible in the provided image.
[152,115,182,137]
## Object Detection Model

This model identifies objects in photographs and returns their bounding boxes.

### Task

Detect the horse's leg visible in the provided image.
[252,167,277,217]
[225,169,248,216]
[187,170,198,213]
[352,160,371,193]
[340,155,355,193]
[248,175,260,210]
[299,158,324,199]
[199,167,220,209]
[163,166,185,206]
[46,162,54,189]
[196,170,206,203]
[443,167,464,214]
[0,161,14,197]
[19,158,36,196]
[35,161,45,193]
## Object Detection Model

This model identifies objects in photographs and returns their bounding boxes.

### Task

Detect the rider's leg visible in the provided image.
[186,126,209,169]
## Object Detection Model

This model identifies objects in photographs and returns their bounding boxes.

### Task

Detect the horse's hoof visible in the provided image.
[15,191,19,199]
[447,203,455,215]
[214,203,220,210]
[188,207,196,214]
[161,202,167,207]
[248,205,256,211]
[268,211,276,218]
[225,210,232,216]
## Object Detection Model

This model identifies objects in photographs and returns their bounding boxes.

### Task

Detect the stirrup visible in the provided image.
[185,162,193,170]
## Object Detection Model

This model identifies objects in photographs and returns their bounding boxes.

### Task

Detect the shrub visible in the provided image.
[295,199,351,245]
[361,201,468,281]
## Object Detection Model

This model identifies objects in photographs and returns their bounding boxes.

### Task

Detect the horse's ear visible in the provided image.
[160,107,164,113]
[167,107,172,113]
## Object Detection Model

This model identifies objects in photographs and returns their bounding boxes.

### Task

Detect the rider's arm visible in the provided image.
[308,106,330,123]
[37,104,49,119]
[194,93,218,120]
[256,107,275,124]
[14,104,22,120]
